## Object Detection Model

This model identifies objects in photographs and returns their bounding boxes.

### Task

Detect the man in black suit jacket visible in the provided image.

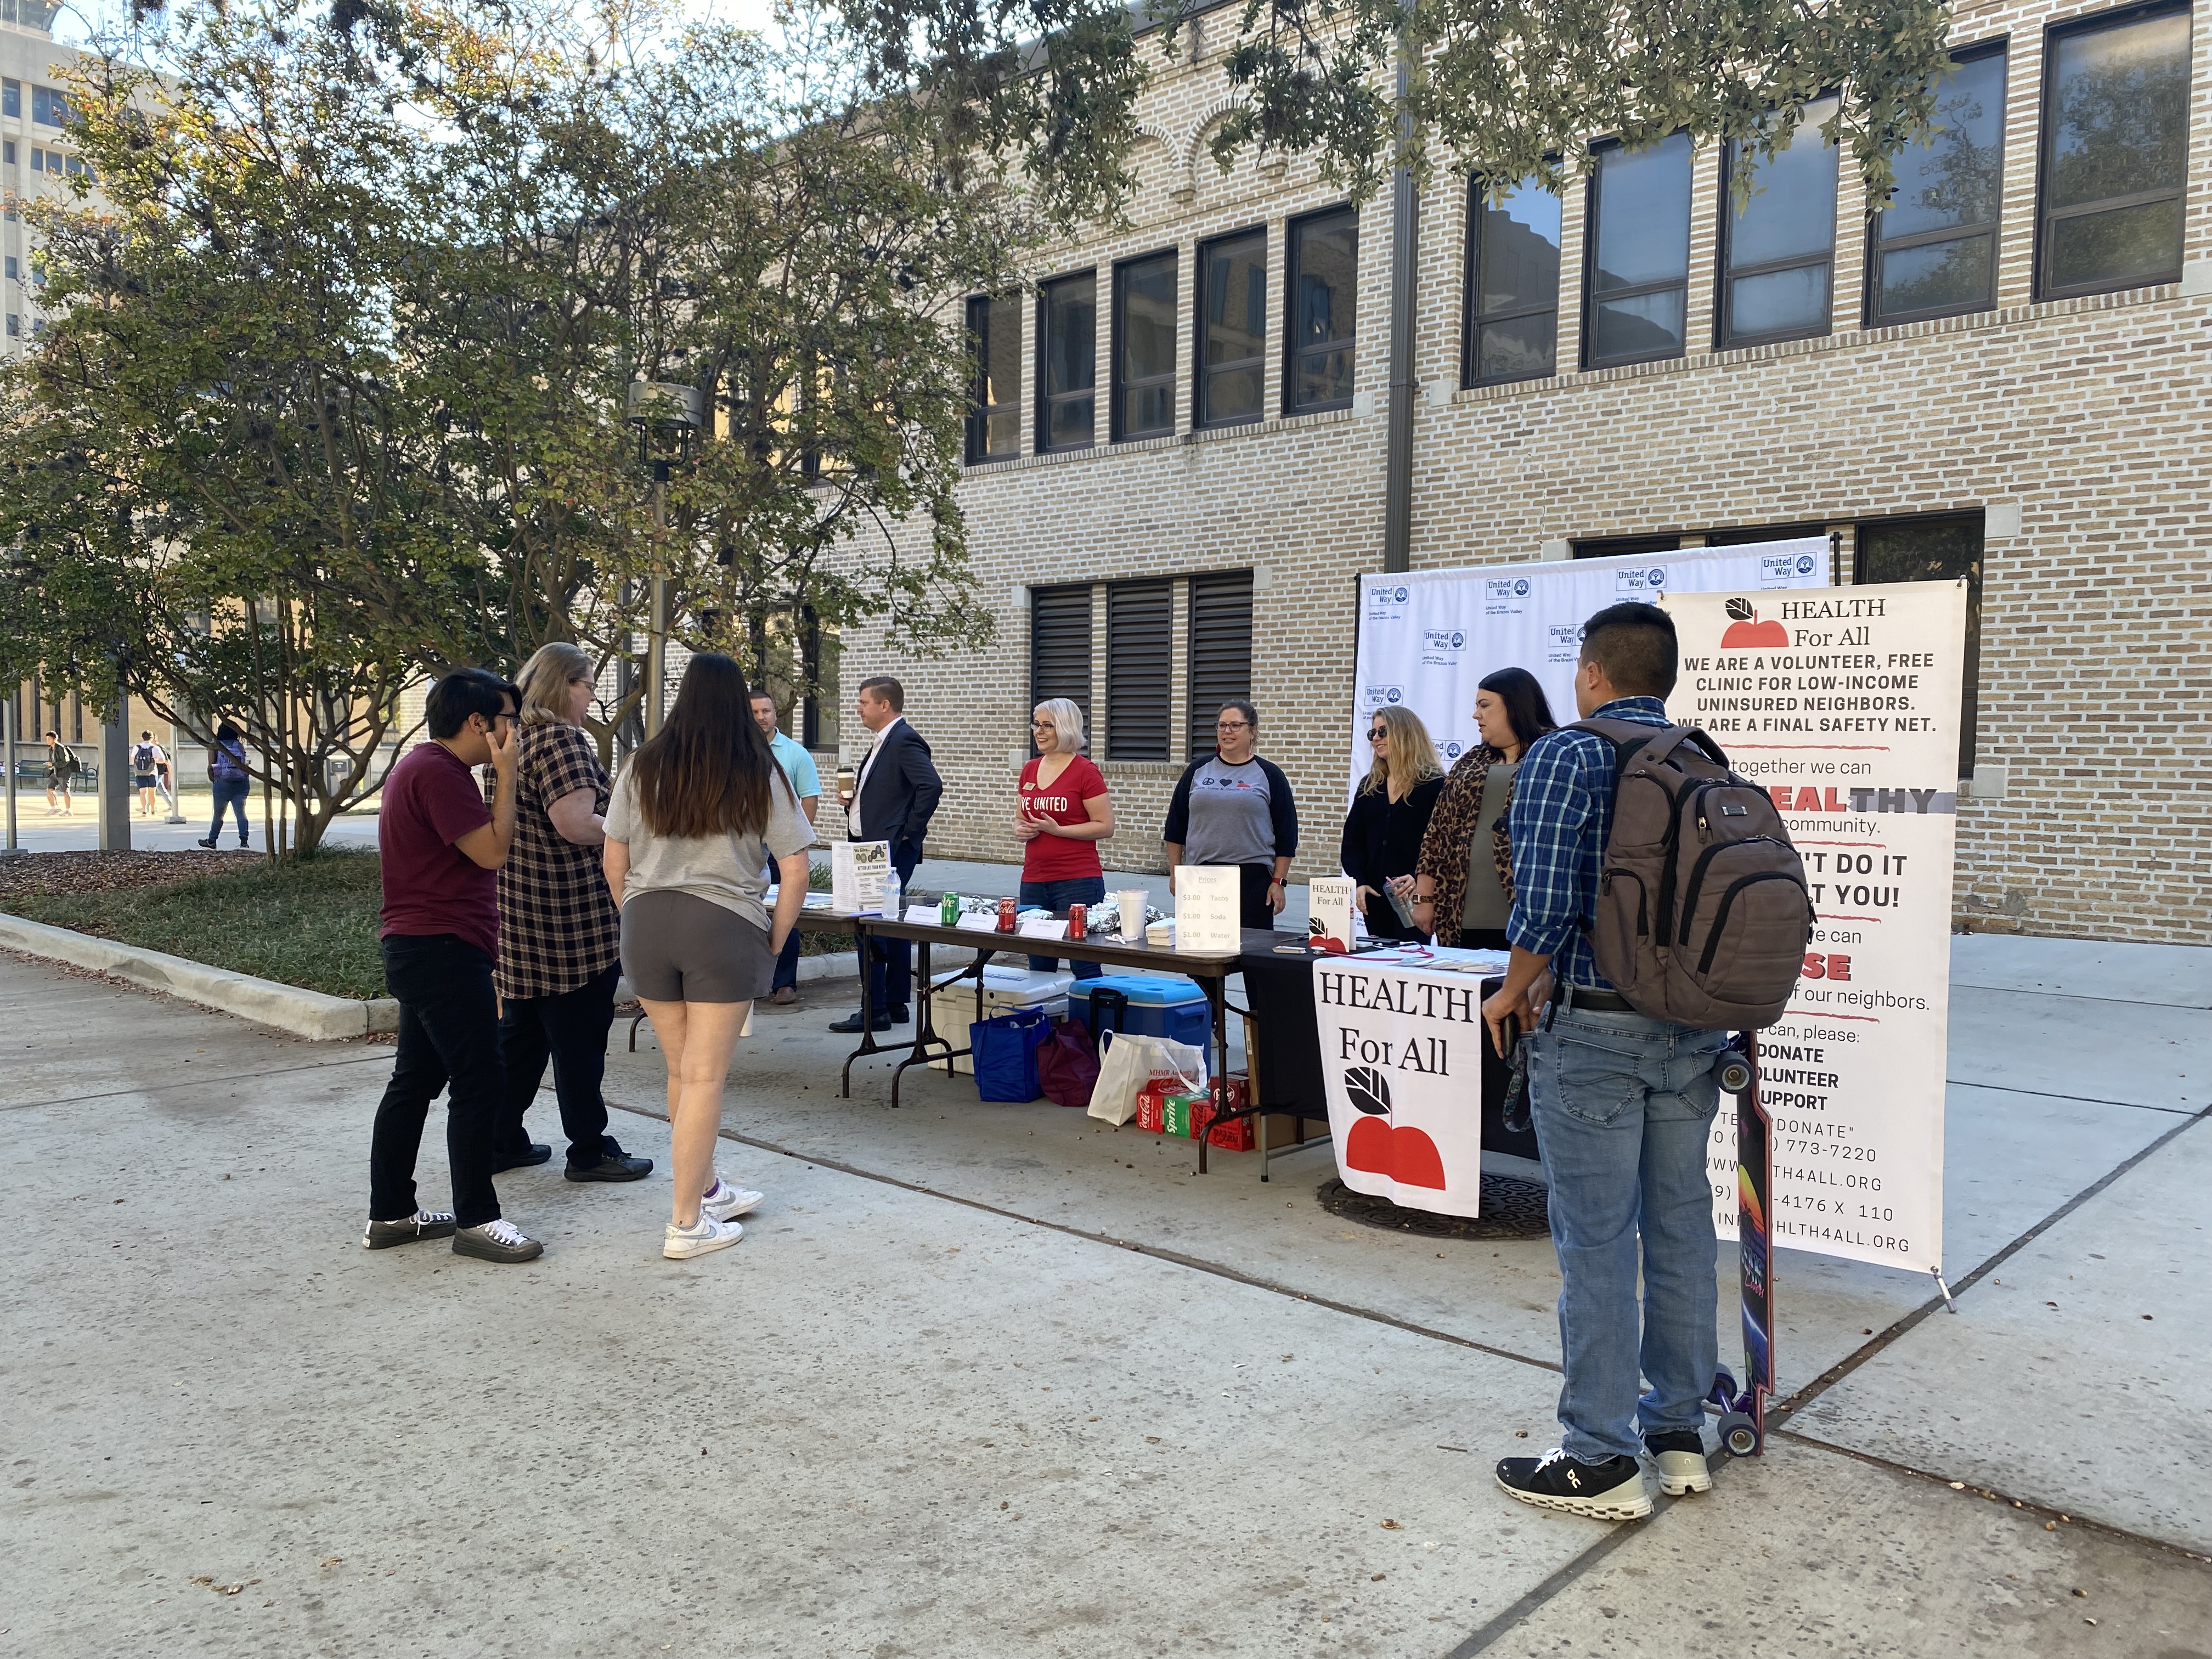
[830,675,944,1032]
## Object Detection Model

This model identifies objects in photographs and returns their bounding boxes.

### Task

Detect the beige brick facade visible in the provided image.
[832,0,2212,946]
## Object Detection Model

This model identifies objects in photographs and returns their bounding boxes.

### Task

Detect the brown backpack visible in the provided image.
[1576,719,1812,1030]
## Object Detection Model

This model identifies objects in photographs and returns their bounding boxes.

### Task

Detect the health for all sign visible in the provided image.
[1662,581,1968,1277]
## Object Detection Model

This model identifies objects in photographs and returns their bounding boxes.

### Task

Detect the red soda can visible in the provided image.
[1066,903,1086,940]
[997,895,1017,933]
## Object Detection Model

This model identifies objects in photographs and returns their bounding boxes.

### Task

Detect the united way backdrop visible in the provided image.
[1348,540,1830,802]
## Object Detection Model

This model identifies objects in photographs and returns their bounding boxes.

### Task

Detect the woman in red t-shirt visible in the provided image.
[1015,697,1115,978]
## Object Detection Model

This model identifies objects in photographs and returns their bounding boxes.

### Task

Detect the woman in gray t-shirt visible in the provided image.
[604,654,814,1262]
[1162,699,1300,930]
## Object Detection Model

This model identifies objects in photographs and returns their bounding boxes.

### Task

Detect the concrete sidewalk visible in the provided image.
[2,934,2206,1657]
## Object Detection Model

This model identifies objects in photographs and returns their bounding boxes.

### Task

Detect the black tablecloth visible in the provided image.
[1238,946,1539,1163]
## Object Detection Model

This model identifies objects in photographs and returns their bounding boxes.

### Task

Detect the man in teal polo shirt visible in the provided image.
[752,688,821,1003]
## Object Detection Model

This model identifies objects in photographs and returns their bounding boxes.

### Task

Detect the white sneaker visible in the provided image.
[664,1215,743,1259]
[700,1177,763,1221]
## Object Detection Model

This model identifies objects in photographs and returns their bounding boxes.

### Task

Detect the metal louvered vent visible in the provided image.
[1106,580,1172,760]
[1029,585,1093,752]
[1186,571,1254,758]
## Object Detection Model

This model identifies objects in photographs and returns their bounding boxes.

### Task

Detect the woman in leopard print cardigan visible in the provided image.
[1411,668,1557,946]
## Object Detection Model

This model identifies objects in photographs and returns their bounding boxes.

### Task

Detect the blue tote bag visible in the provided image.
[972,1007,1051,1102]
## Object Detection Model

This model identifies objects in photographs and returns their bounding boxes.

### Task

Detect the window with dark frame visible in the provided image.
[1855,514,1983,776]
[1583,134,1694,368]
[964,292,1020,462]
[1037,271,1097,452]
[1572,533,1681,560]
[1286,208,1358,412]
[1104,580,1172,761]
[1186,572,1255,759]
[1464,178,1562,385]
[1718,97,1840,347]
[1114,251,1178,441]
[1197,229,1266,427]
[31,85,70,127]
[2038,4,2192,299]
[1029,584,1095,753]
[1871,45,2007,325]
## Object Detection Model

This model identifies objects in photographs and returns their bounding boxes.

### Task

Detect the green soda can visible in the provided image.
[939,891,960,927]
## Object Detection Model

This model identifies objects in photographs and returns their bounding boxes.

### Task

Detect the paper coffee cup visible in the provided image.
[1118,889,1149,942]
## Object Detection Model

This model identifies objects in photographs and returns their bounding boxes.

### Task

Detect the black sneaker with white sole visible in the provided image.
[363,1209,458,1249]
[452,1218,544,1263]
[1643,1427,1713,1494]
[1494,1448,1652,1520]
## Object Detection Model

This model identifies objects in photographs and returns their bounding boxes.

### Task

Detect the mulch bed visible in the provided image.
[0,849,263,901]
[1317,1175,1552,1239]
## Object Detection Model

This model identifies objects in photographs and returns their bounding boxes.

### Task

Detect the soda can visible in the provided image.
[1065,903,1086,940]
[997,895,1017,933]
[939,892,960,927]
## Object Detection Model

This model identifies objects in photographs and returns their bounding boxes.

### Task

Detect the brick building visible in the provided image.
[872,2,2208,944]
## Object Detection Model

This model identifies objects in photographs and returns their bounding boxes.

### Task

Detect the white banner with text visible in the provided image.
[1662,580,1968,1275]
[1350,541,1828,805]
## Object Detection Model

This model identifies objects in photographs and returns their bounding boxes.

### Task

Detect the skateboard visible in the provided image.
[1708,1034,1771,1458]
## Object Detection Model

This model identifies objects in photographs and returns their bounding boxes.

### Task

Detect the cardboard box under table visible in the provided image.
[928,966,1073,1076]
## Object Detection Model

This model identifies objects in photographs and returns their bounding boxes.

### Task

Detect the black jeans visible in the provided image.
[369,934,503,1228]
[865,843,922,1011]
[1233,862,1279,932]
[496,962,620,1165]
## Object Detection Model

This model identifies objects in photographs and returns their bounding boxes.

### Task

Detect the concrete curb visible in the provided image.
[0,911,861,1041]
[0,912,395,1040]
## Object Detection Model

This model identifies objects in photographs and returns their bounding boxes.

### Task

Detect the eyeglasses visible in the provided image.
[1216,719,1250,731]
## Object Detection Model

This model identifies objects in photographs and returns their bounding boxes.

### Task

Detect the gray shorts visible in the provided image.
[620,890,774,1004]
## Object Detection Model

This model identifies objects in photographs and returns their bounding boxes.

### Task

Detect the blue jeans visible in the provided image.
[1018,876,1105,978]
[209,775,250,843]
[1528,1002,1729,1463]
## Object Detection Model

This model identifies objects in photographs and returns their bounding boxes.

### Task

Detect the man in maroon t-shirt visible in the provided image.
[364,668,544,1263]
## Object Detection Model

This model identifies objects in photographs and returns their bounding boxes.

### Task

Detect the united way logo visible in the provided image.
[1514,578,1530,596]
[1615,565,1669,596]
[1797,554,1818,575]
[1545,621,1585,663]
[1485,575,1530,615]
[1361,683,1406,710]
[1442,740,1464,759]
[1365,582,1410,623]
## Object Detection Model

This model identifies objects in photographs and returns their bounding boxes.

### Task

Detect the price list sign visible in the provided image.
[1663,580,1968,1276]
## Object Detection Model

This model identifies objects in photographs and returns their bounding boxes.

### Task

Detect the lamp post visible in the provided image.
[624,377,704,737]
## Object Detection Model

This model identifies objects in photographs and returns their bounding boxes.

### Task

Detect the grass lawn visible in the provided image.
[3,848,853,1001]
[5,849,388,1000]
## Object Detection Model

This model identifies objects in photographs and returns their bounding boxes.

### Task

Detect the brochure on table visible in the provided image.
[1173,866,1241,952]
[1307,876,1357,952]
[831,840,890,914]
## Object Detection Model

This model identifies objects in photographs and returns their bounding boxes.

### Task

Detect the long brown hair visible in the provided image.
[1359,704,1443,797]
[625,653,789,839]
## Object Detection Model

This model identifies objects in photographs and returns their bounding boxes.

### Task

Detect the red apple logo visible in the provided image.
[1720,596,1789,648]
[1341,1066,1447,1189]
[1308,917,1350,953]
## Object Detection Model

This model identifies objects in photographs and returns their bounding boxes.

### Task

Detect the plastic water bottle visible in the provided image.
[879,868,901,919]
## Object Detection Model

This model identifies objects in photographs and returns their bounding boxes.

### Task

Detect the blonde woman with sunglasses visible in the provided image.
[1339,704,1444,942]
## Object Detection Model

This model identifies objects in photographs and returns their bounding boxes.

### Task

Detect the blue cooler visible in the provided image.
[1069,974,1211,1048]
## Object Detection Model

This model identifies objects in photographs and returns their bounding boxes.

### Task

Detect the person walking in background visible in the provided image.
[151,735,177,814]
[605,654,810,1261]
[1162,700,1297,931]
[1339,705,1443,944]
[490,642,653,1184]
[132,731,161,817]
[1017,697,1114,978]
[751,687,820,1006]
[42,731,74,815]
[1413,668,1558,949]
[830,675,941,1034]
[198,721,252,850]
[1483,605,1728,1519]
[366,668,544,1265]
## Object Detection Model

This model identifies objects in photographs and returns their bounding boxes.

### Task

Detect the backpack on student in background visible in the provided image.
[132,742,155,771]
[209,741,247,782]
[1575,719,1812,1030]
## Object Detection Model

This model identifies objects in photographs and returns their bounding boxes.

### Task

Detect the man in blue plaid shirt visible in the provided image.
[1482,602,1730,1521]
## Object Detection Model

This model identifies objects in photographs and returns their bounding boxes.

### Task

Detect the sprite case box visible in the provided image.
[1162,1093,1212,1138]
